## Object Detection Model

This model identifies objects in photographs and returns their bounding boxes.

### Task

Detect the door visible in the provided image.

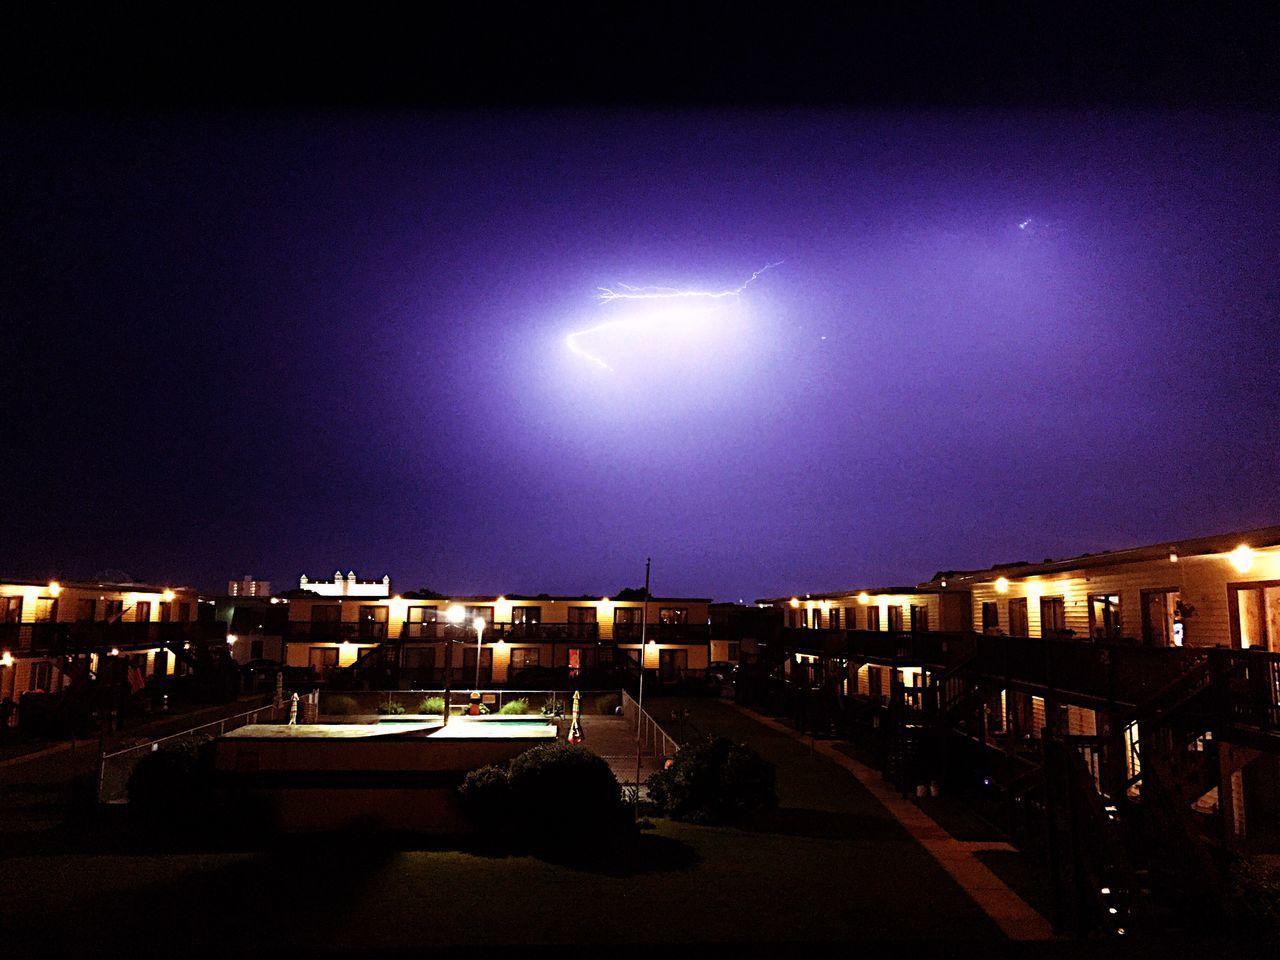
[511,606,541,638]
[1231,581,1280,651]
[1008,598,1029,637]
[887,606,904,632]
[1141,589,1179,646]
[358,605,388,640]
[1040,596,1067,639]
[406,606,438,639]
[613,606,641,640]
[659,648,687,682]
[866,606,881,631]
[462,646,493,685]
[1088,594,1123,641]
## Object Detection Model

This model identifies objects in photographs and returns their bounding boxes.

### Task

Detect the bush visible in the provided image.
[646,736,776,824]
[498,698,530,715]
[326,695,360,716]
[377,701,407,716]
[127,749,201,821]
[1228,856,1280,939]
[458,743,629,852]
[417,696,445,714]
[595,693,621,715]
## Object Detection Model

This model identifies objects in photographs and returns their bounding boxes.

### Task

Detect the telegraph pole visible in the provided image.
[635,557,650,818]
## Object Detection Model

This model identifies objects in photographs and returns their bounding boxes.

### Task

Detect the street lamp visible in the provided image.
[472,616,486,689]
[442,605,466,726]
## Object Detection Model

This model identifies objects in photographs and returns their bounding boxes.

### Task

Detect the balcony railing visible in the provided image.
[0,620,224,653]
[286,620,712,644]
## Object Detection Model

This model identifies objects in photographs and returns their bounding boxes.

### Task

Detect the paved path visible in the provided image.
[580,714,665,791]
[729,702,1054,940]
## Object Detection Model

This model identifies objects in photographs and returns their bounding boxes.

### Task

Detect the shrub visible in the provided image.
[326,695,360,716]
[417,696,445,714]
[377,701,407,716]
[646,736,776,824]
[458,744,629,851]
[506,743,627,847]
[498,698,530,715]
[127,748,201,821]
[595,693,621,715]
[1228,856,1280,939]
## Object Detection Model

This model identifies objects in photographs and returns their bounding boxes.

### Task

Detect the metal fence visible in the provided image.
[316,688,623,718]
[97,699,292,803]
[620,689,680,758]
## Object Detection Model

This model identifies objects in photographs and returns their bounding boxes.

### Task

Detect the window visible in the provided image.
[982,602,999,634]
[830,607,841,629]
[887,606,904,632]
[659,608,688,625]
[250,639,264,660]
[34,598,57,622]
[135,601,151,623]
[406,605,438,639]
[308,647,339,676]
[403,647,436,670]
[1088,594,1123,641]
[28,660,52,692]
[568,606,597,639]
[102,599,122,621]
[613,606,641,640]
[807,608,820,629]
[463,646,493,674]
[846,607,856,629]
[310,605,340,636]
[466,605,493,625]
[177,602,192,622]
[511,606,541,637]
[76,599,96,621]
[0,596,22,623]
[659,648,688,681]
[1040,596,1067,638]
[910,605,929,632]
[510,647,540,670]
[727,641,740,661]
[158,601,172,623]
[1231,581,1280,652]
[358,605,388,639]
[866,606,881,631]
[1008,598,1029,636]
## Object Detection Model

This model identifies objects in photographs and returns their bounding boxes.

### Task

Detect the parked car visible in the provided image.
[707,661,739,696]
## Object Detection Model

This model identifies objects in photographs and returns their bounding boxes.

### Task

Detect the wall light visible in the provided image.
[857,592,870,605]
[48,581,62,597]
[162,589,176,603]
[995,577,1009,594]
[1168,550,1178,564]
[1230,544,1255,573]
[109,647,120,657]
[446,604,466,624]
[227,634,238,645]
[789,597,800,608]
[0,650,12,668]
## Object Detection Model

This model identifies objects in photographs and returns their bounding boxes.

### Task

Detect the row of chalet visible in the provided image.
[0,578,221,700]
[220,592,720,686]
[764,523,1280,650]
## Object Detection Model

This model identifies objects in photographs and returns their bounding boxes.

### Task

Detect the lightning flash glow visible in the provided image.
[566,262,782,371]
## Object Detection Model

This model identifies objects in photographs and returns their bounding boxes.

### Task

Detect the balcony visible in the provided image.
[0,620,223,653]
[286,619,714,644]
[613,623,710,643]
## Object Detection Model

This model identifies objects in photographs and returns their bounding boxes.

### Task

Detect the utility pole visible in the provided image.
[635,557,650,819]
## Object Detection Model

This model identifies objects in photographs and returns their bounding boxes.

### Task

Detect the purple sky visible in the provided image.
[4,110,1277,600]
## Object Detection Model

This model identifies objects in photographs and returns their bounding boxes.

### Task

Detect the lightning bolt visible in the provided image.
[567,261,782,371]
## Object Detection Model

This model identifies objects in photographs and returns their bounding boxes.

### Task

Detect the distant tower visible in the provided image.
[228,575,272,597]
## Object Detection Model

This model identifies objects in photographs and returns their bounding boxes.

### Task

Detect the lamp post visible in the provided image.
[443,604,465,727]
[472,616,486,689]
[635,557,651,819]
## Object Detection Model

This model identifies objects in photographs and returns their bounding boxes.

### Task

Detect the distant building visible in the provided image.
[299,570,391,598]
[227,576,272,597]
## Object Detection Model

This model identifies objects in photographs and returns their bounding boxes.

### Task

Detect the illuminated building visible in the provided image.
[298,570,391,598]
[227,576,272,597]
[280,592,712,685]
[0,578,209,701]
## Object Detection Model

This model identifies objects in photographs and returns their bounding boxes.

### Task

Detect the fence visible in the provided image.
[97,698,292,803]
[620,689,680,758]
[316,688,623,718]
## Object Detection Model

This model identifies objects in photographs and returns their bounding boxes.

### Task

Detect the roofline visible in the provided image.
[756,585,964,605]
[282,594,713,604]
[0,578,198,594]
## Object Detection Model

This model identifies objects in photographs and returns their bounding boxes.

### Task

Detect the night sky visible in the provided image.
[5,108,1276,600]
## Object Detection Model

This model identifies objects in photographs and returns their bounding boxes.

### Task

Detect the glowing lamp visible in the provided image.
[0,650,12,668]
[1168,550,1178,564]
[446,604,466,625]
[857,592,870,605]
[789,597,800,608]
[109,648,120,657]
[472,616,486,633]
[162,589,176,603]
[995,577,1009,594]
[48,581,62,597]
[227,634,237,645]
[1229,544,1254,573]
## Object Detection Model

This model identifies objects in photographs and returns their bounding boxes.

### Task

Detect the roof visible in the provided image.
[0,577,197,594]
[755,585,960,605]
[931,523,1280,585]
[285,594,712,604]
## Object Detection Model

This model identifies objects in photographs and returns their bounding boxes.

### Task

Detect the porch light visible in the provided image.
[1168,550,1178,563]
[109,648,119,656]
[227,634,238,645]
[789,597,799,608]
[48,581,62,597]
[857,592,870,605]
[0,650,12,668]
[162,589,176,602]
[995,577,1009,594]
[1229,544,1254,573]
[446,604,466,625]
